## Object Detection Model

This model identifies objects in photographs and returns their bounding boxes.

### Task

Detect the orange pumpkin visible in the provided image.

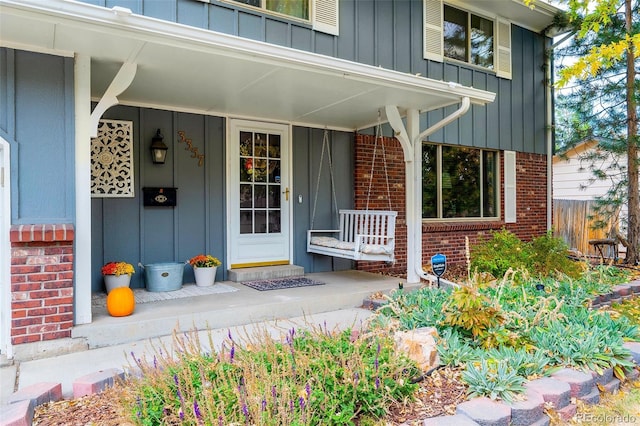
[106,286,135,317]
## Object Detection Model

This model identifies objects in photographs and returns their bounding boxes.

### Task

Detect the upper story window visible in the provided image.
[423,0,512,79]
[422,144,498,220]
[230,0,309,20]
[443,5,493,69]
[219,0,339,35]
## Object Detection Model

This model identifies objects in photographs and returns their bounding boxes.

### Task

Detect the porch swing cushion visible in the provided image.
[308,237,393,255]
[307,210,397,261]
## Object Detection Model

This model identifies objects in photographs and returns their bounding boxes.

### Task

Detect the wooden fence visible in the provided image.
[553,199,618,258]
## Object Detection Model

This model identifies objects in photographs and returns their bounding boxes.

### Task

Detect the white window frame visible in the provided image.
[423,0,512,79]
[212,0,339,36]
[422,143,501,221]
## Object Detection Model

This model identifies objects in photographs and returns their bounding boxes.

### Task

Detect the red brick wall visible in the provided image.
[354,134,549,274]
[10,224,75,345]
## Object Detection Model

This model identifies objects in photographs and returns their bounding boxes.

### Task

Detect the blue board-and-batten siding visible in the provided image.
[92,106,228,291]
[79,0,549,156]
[90,104,354,292]
[3,0,552,290]
[0,48,76,224]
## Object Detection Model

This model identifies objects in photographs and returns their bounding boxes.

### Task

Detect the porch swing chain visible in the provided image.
[365,116,392,212]
[310,128,339,230]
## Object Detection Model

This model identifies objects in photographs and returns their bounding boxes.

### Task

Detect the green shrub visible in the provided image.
[470,229,590,280]
[530,231,585,279]
[470,229,533,278]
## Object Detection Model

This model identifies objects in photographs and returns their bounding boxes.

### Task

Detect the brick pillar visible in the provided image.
[10,224,75,345]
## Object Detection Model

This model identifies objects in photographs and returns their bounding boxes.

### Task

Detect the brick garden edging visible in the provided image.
[0,369,123,426]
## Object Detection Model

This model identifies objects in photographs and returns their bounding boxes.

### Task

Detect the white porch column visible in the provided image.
[74,54,92,325]
[405,109,421,284]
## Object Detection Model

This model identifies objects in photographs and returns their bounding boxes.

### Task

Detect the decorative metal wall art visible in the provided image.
[177,130,205,166]
[91,119,135,197]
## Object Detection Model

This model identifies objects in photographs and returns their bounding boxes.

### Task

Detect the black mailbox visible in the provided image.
[143,187,177,207]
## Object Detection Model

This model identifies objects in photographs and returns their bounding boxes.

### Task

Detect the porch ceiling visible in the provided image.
[0,0,497,131]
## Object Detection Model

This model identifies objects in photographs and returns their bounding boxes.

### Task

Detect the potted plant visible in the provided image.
[102,261,135,293]
[189,254,221,287]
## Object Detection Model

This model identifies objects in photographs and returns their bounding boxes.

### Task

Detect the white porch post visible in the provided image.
[405,109,421,284]
[386,100,471,287]
[74,54,92,325]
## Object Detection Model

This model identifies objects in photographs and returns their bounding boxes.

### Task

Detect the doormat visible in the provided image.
[92,283,238,308]
[241,277,324,291]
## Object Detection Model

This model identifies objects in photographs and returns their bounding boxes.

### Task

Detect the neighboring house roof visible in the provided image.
[553,139,625,200]
[553,139,599,164]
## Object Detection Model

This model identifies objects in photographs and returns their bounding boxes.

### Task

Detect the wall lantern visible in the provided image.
[150,129,168,164]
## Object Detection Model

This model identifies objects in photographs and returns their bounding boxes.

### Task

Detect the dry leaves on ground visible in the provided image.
[33,368,467,425]
[33,386,133,426]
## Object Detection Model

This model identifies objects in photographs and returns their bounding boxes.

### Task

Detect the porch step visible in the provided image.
[228,265,304,282]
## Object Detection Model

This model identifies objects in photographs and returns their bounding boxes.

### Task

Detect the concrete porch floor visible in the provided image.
[72,270,416,349]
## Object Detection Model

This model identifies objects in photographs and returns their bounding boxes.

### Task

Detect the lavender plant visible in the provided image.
[126,325,419,425]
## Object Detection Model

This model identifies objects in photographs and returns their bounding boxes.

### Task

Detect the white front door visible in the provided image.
[227,120,291,268]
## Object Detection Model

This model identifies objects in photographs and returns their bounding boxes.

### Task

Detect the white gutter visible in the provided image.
[416,96,470,142]
[546,38,554,231]
[412,99,470,286]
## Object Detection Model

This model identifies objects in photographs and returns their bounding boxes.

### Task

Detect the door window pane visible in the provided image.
[269,210,281,232]
[255,211,267,234]
[238,130,282,235]
[240,184,252,208]
[240,210,253,234]
[268,185,281,208]
[254,185,267,208]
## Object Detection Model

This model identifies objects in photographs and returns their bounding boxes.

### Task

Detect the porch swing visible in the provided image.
[306,124,397,262]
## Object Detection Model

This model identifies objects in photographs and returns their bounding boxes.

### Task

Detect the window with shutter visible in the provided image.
[219,0,339,37]
[423,0,444,62]
[496,18,512,79]
[313,0,339,35]
[424,2,512,79]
